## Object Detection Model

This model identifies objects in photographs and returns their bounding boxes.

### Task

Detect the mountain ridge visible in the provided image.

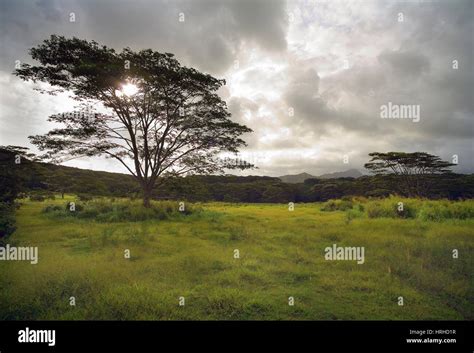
[278,169,363,184]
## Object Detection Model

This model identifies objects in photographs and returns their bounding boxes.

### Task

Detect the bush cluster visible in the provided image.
[30,195,45,202]
[0,202,16,242]
[43,198,201,222]
[320,199,354,212]
[321,196,474,222]
[29,193,55,202]
[418,201,474,221]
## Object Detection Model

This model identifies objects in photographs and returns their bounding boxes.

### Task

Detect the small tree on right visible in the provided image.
[364,152,455,197]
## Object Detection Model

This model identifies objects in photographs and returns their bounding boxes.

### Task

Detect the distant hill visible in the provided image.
[317,169,363,179]
[278,172,315,184]
[278,169,362,183]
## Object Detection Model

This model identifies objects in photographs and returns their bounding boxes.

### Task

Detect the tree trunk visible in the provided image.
[143,186,152,208]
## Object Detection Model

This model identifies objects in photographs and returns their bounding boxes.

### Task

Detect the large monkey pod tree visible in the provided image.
[15,35,253,207]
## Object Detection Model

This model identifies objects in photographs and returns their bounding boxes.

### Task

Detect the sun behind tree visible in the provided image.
[15,35,253,207]
[118,83,139,97]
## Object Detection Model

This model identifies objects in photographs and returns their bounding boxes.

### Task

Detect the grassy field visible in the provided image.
[0,196,473,320]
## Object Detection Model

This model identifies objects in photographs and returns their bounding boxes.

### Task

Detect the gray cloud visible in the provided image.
[0,0,472,176]
[378,49,430,76]
[0,0,288,75]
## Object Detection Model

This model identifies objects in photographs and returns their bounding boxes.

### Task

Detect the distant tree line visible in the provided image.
[1,147,473,206]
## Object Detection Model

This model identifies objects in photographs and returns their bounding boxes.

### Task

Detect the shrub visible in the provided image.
[44,192,55,200]
[0,202,16,242]
[366,202,392,218]
[363,198,474,221]
[65,202,84,212]
[392,202,417,219]
[30,195,45,202]
[42,205,63,213]
[43,198,201,222]
[345,208,364,223]
[352,196,369,204]
[339,200,353,211]
[366,198,417,219]
[418,200,474,221]
[450,201,474,219]
[320,200,337,211]
[321,199,353,212]
[77,194,93,202]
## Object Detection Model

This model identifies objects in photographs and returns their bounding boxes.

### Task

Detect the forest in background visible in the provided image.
[2,147,474,205]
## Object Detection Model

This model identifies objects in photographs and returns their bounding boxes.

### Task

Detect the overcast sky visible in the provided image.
[0,0,472,176]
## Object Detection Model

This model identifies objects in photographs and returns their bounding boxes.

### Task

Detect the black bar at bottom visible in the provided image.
[0,321,472,353]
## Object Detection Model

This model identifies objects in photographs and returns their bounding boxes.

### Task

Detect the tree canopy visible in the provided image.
[364,152,455,196]
[364,152,454,175]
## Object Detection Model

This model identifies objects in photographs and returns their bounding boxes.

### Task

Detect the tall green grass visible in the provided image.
[321,196,474,221]
[42,198,202,222]
[0,196,472,320]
